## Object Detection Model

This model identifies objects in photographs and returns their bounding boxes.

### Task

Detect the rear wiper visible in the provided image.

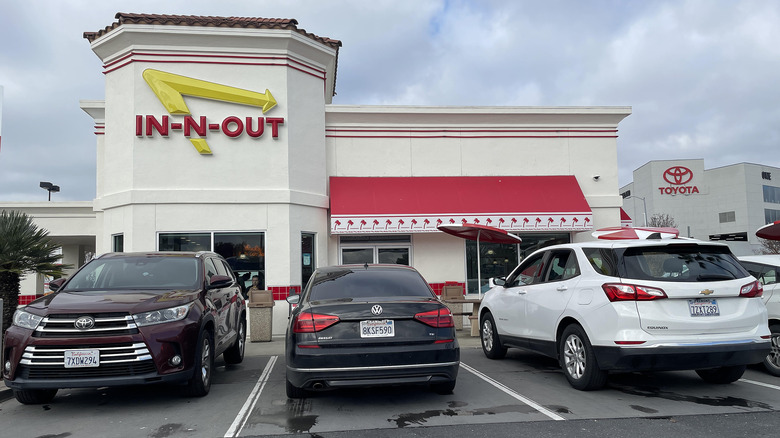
[696,274,734,281]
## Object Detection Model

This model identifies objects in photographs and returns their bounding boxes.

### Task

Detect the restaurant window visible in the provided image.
[466,232,570,294]
[766,209,780,224]
[158,231,265,293]
[112,234,124,252]
[339,235,410,265]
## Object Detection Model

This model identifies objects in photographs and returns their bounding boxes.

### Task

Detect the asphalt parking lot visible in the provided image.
[3,330,780,437]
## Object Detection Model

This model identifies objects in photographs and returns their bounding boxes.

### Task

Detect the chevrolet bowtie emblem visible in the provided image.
[699,289,714,295]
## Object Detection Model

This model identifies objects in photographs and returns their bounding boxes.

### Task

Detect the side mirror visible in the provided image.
[489,277,506,288]
[286,294,300,305]
[49,278,66,292]
[208,274,233,289]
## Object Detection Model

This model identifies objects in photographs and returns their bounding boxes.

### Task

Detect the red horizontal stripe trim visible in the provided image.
[326,129,617,133]
[434,339,454,344]
[104,59,325,82]
[326,134,618,139]
[104,51,325,74]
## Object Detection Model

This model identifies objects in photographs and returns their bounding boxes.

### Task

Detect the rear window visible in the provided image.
[64,256,200,290]
[308,268,434,301]
[587,244,749,282]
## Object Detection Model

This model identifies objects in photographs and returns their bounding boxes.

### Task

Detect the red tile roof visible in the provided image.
[84,13,341,96]
[83,13,342,50]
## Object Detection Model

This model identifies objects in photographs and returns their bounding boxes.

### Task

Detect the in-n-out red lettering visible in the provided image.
[136,115,285,140]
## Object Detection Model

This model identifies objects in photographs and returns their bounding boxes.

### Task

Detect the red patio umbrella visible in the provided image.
[438,224,522,296]
[756,220,780,240]
[592,226,679,240]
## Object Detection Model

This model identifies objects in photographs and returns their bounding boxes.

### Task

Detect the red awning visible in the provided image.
[330,176,592,234]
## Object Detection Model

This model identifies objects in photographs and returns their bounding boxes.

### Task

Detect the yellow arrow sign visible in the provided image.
[142,69,278,155]
[143,69,277,114]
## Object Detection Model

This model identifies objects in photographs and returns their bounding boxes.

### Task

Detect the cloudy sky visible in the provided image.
[0,0,778,201]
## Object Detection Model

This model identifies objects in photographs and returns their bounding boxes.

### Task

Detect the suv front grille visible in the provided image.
[18,342,156,379]
[34,312,139,338]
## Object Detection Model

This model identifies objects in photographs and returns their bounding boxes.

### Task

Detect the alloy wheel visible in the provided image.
[563,334,586,379]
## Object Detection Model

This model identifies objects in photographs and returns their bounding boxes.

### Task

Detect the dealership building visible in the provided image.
[2,14,632,333]
[620,159,780,256]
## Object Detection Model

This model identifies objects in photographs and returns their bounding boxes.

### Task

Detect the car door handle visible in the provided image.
[557,285,568,292]
[515,290,527,295]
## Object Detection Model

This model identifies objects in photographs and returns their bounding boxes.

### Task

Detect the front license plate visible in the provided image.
[64,349,100,368]
[360,320,395,338]
[688,298,720,317]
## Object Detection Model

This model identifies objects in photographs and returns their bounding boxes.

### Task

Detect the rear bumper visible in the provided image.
[593,340,771,372]
[286,341,460,390]
[286,361,460,389]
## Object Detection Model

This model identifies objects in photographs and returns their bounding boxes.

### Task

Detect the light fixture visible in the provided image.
[593,175,601,181]
[39,181,60,201]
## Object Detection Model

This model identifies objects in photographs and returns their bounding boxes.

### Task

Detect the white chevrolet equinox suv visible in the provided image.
[479,239,771,390]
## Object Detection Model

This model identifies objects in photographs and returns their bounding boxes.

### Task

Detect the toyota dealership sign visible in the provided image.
[659,166,700,195]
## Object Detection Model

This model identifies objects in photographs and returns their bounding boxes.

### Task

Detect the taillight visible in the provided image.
[602,283,667,302]
[293,311,340,333]
[415,308,455,328]
[740,280,763,298]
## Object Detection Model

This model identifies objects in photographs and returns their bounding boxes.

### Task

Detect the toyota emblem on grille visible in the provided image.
[74,316,95,330]
[371,305,383,316]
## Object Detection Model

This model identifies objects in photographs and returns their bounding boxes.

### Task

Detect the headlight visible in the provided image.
[13,310,43,330]
[133,303,192,327]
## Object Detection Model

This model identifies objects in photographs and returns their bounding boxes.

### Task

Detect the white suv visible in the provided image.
[738,255,780,376]
[479,239,771,390]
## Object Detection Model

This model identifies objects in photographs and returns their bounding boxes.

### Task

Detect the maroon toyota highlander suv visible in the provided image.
[3,251,247,404]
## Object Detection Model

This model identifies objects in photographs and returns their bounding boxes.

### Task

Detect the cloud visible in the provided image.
[1,0,778,201]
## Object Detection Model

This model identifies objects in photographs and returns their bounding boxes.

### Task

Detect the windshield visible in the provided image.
[618,244,749,282]
[63,256,200,291]
[308,268,435,301]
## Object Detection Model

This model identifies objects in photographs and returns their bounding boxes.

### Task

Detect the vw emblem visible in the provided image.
[371,305,383,316]
[663,166,693,185]
[74,316,95,330]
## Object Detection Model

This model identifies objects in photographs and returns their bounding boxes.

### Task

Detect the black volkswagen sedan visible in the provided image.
[285,264,459,398]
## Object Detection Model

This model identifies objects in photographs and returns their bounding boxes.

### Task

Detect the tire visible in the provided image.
[286,376,307,399]
[480,313,507,359]
[559,324,607,391]
[184,329,214,397]
[431,380,457,395]
[223,317,246,365]
[695,365,746,384]
[13,389,57,404]
[762,324,780,377]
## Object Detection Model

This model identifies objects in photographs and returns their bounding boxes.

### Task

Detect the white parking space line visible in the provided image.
[739,378,780,391]
[224,355,278,438]
[460,362,566,421]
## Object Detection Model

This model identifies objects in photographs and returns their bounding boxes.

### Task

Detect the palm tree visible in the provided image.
[0,211,71,333]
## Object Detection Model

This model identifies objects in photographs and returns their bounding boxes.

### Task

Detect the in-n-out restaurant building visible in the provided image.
[5,14,631,333]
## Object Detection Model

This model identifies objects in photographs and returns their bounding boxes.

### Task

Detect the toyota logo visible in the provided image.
[371,305,383,316]
[74,316,95,330]
[663,166,693,185]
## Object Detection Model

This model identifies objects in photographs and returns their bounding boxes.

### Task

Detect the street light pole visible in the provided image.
[624,195,648,226]
[39,181,60,201]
